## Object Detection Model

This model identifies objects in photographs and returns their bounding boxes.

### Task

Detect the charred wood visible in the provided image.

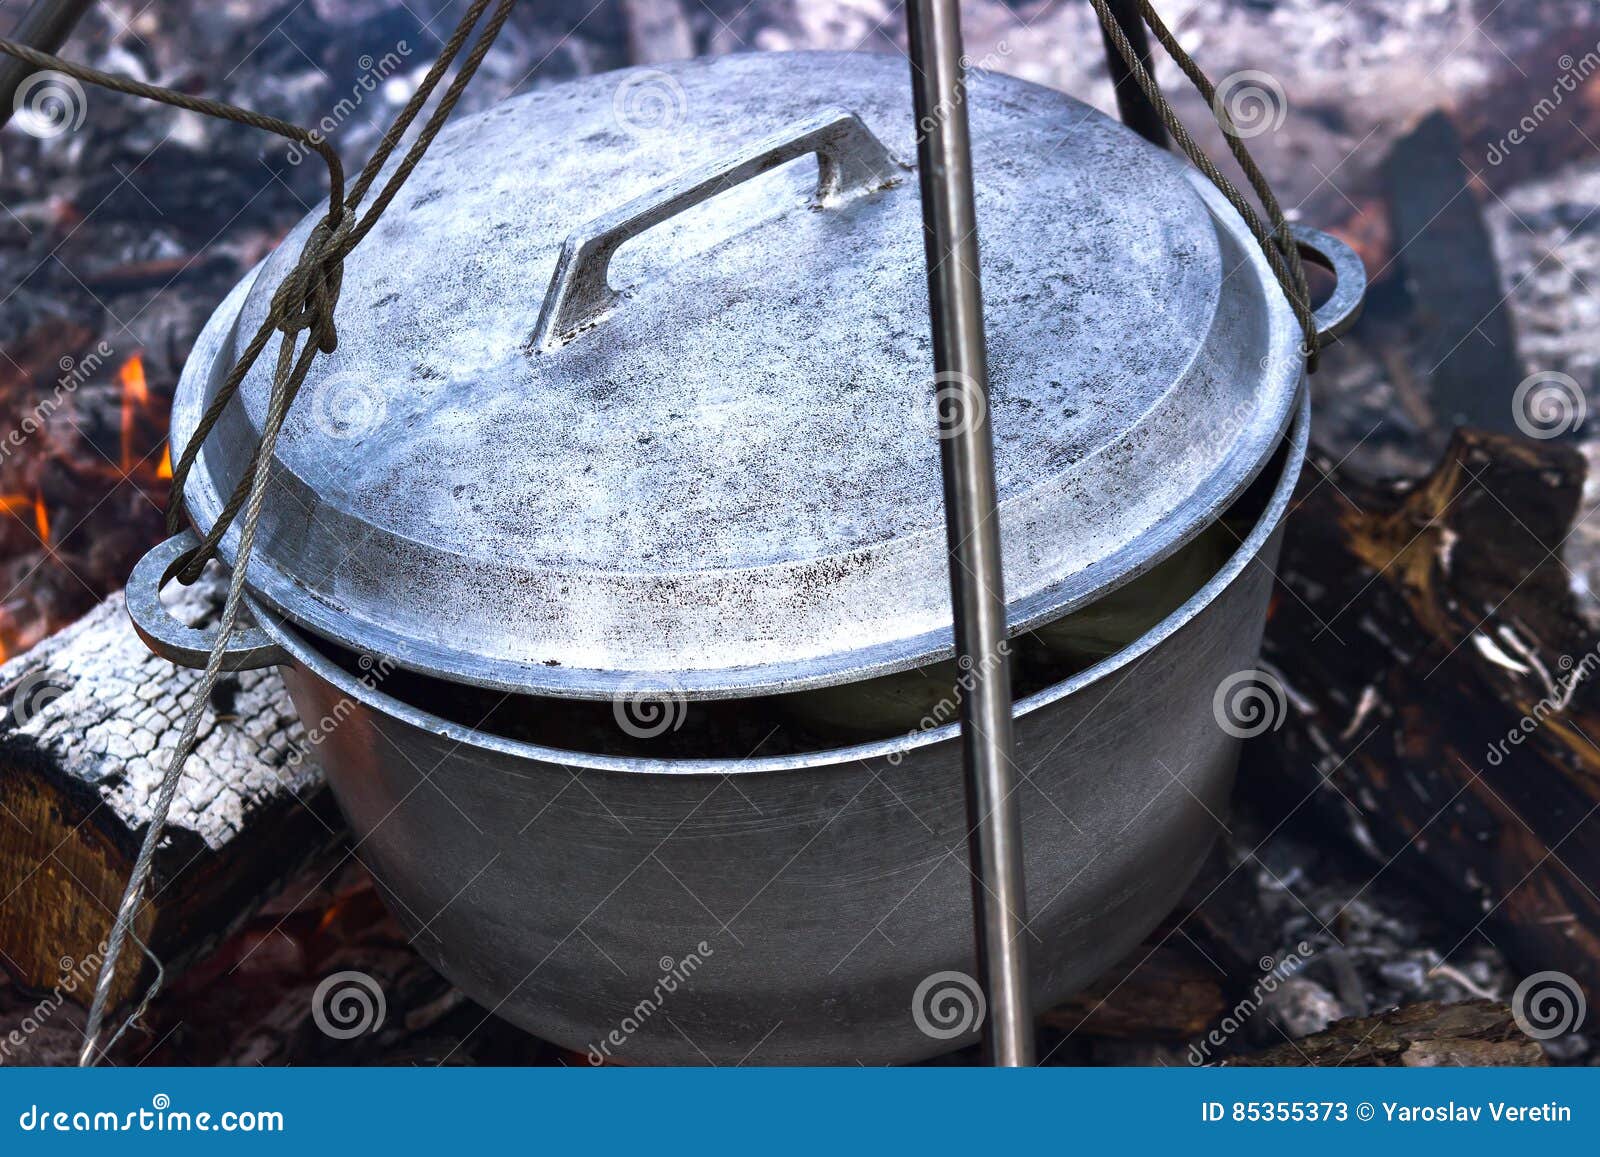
[0,578,336,1013]
[1256,428,1600,1015]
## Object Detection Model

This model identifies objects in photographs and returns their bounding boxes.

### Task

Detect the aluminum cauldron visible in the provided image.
[128,395,1308,1065]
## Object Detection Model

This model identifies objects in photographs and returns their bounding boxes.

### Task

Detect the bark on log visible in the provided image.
[0,581,336,1010]
[1255,428,1600,1011]
[1227,1000,1546,1067]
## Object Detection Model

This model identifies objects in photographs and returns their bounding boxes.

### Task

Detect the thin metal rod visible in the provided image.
[904,0,1034,1067]
[1096,0,1169,147]
[0,0,94,130]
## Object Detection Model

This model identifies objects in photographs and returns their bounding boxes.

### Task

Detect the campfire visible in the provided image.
[0,341,168,659]
[0,0,1595,1068]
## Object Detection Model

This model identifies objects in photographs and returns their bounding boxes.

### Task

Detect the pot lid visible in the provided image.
[172,50,1304,699]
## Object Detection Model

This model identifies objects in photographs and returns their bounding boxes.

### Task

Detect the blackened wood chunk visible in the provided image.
[1382,112,1521,433]
[1258,428,1600,1015]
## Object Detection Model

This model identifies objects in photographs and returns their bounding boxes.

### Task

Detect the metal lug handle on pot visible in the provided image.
[126,531,288,671]
[529,108,903,351]
[1289,224,1366,345]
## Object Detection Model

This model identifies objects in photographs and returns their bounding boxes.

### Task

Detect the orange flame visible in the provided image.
[1,491,50,544]
[32,492,49,544]
[119,353,149,472]
[157,444,173,480]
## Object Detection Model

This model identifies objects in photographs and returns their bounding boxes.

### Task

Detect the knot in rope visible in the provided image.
[268,211,352,353]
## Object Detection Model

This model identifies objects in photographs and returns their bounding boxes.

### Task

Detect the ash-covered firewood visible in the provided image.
[0,580,336,1012]
[1227,1000,1546,1067]
[1257,428,1600,1014]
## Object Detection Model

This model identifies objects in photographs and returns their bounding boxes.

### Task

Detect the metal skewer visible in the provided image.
[904,0,1034,1067]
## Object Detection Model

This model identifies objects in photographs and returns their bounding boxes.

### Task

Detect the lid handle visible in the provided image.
[529,108,902,352]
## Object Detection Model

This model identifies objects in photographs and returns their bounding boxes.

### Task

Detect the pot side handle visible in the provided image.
[1289,224,1366,345]
[529,108,904,352]
[126,531,288,671]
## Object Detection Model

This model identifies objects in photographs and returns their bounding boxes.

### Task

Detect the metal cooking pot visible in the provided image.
[127,52,1362,1063]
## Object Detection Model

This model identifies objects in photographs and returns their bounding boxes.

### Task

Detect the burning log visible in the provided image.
[0,577,337,1012]
[1255,428,1600,1010]
[0,339,171,659]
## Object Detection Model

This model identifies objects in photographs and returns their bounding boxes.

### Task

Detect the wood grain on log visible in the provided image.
[0,582,335,1010]
[1227,1000,1545,1067]
[1257,428,1600,1011]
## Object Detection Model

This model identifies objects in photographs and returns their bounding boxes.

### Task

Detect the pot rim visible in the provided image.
[257,390,1308,776]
